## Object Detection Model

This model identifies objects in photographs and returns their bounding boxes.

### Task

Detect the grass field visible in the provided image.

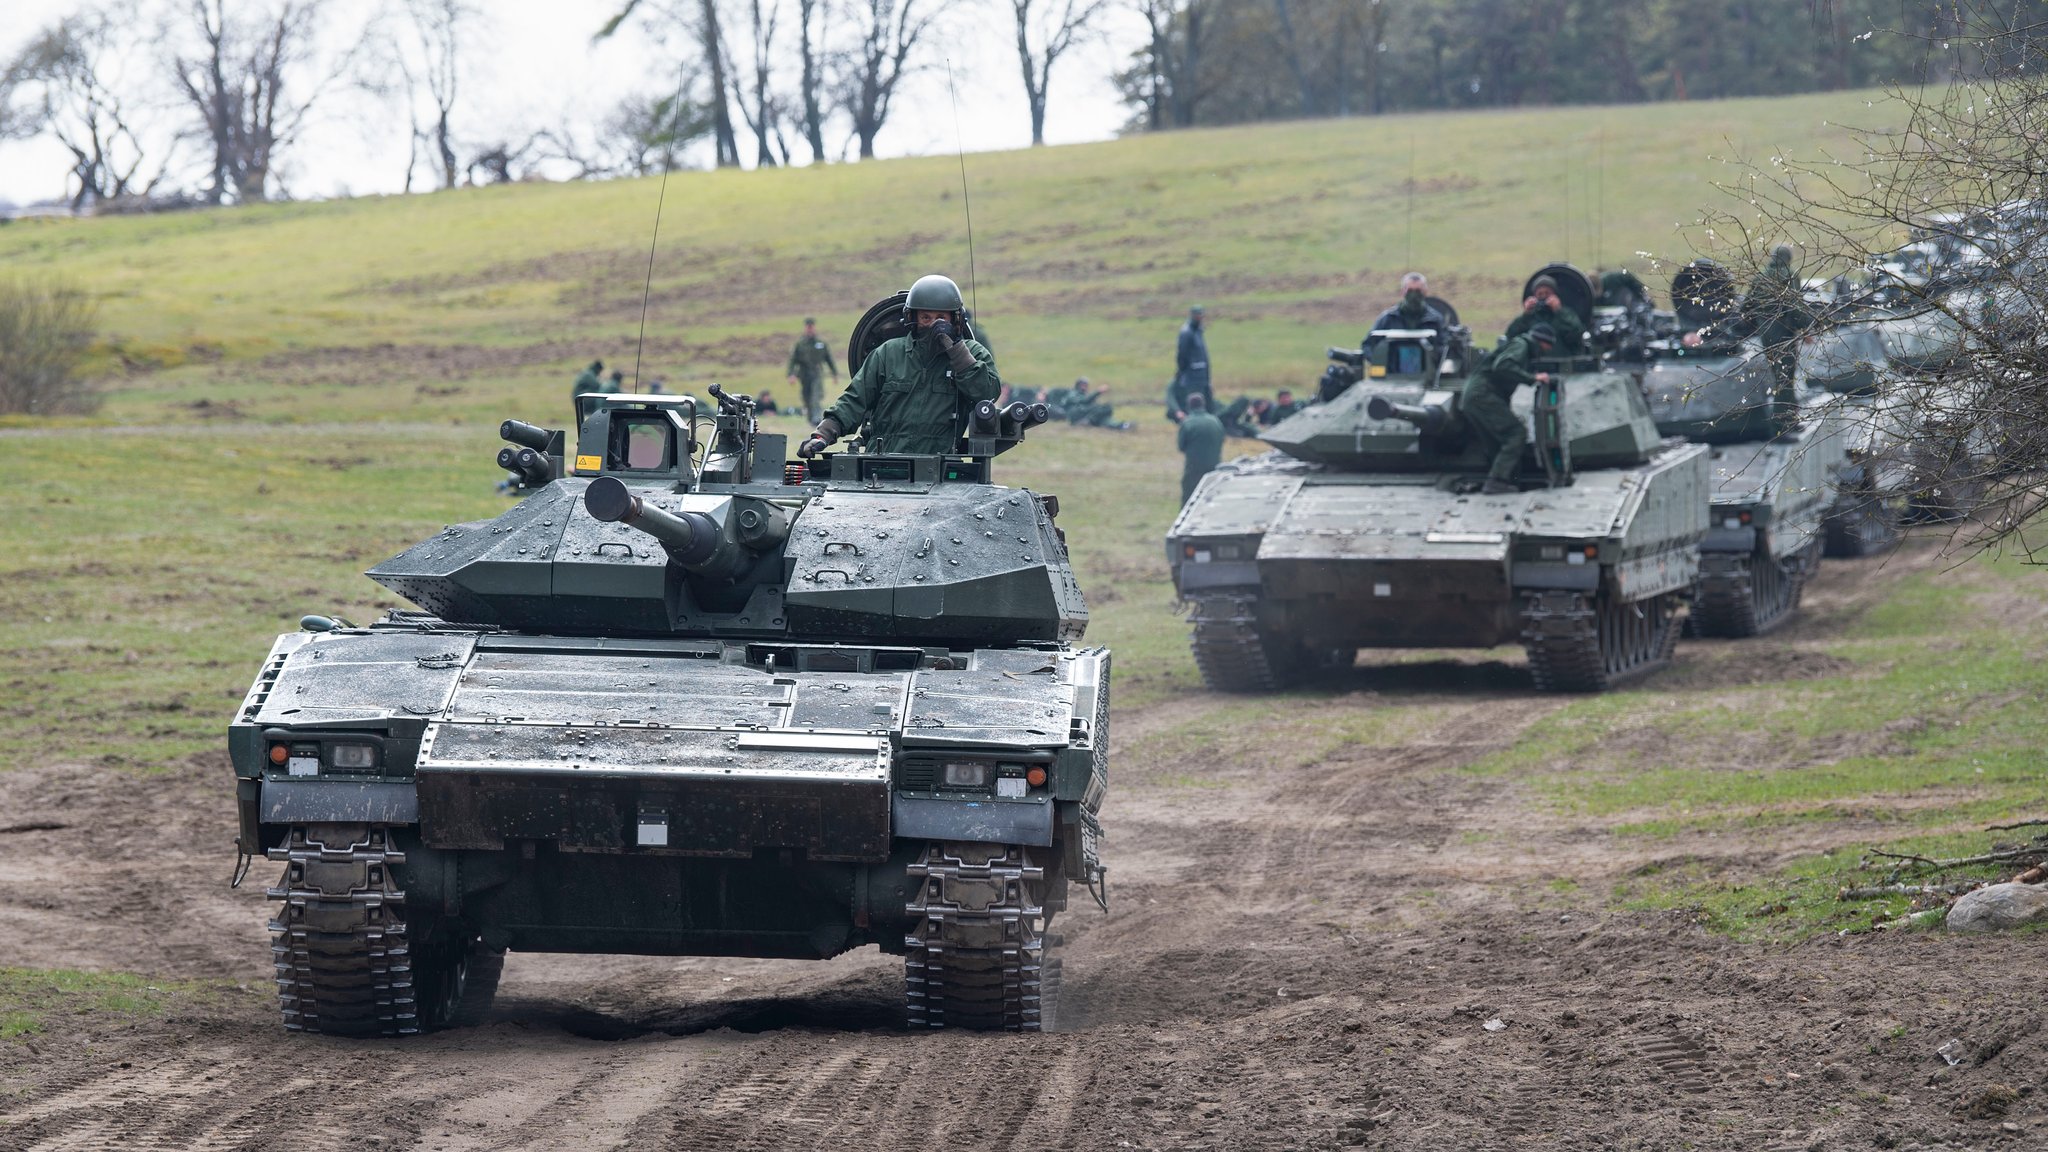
[4,87,2043,958]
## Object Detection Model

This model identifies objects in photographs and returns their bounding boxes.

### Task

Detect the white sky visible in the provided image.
[0,0,1144,206]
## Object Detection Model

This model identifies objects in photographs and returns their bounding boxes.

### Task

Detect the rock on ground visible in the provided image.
[1946,882,2048,932]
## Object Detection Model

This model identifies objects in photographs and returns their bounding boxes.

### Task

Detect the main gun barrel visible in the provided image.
[1365,394,1452,435]
[584,476,720,566]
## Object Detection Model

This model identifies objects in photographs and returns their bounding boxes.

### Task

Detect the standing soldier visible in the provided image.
[1744,245,1814,432]
[786,317,840,425]
[799,275,999,457]
[1463,325,1556,495]
[573,359,604,400]
[1168,305,1213,422]
[608,368,627,392]
[1177,393,1226,503]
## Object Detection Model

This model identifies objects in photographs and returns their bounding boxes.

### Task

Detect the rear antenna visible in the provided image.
[944,58,978,318]
[1596,128,1606,270]
[1404,134,1416,270]
[1563,152,1572,265]
[632,68,693,393]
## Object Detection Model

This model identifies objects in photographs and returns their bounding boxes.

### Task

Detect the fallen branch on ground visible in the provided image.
[1867,847,2044,872]
[1985,819,2048,831]
[1837,882,1984,901]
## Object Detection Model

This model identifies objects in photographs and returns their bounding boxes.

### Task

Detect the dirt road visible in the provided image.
[2,550,2039,1151]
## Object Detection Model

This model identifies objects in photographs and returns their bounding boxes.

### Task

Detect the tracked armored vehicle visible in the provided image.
[229,296,1108,1036]
[1644,261,1849,635]
[1169,267,1711,693]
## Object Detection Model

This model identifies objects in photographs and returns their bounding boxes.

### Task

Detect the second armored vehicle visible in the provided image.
[1643,261,1850,636]
[1170,268,1711,693]
[229,292,1109,1037]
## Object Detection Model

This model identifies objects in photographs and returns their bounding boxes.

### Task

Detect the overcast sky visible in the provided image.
[1,0,1143,206]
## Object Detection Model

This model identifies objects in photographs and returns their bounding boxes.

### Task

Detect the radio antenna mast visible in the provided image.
[1405,134,1416,269]
[945,59,978,318]
[1596,129,1606,270]
[633,69,693,393]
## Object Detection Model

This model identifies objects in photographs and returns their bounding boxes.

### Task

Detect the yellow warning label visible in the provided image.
[575,454,603,473]
[1367,365,1387,378]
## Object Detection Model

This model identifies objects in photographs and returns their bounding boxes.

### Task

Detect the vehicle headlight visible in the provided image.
[329,743,379,770]
[942,761,992,788]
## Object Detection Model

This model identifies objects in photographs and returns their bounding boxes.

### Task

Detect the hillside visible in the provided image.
[0,89,1899,427]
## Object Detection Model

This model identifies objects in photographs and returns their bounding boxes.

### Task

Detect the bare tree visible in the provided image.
[834,0,948,160]
[602,0,742,168]
[170,0,342,204]
[726,0,783,167]
[3,7,172,210]
[1008,0,1109,145]
[536,75,716,178]
[402,0,473,190]
[794,0,828,161]
[1704,0,2048,558]
[1126,0,1220,129]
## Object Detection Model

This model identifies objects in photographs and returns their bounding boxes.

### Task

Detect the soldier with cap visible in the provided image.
[1463,325,1557,495]
[1504,276,1585,354]
[799,275,999,458]
[1365,272,1449,352]
[608,368,627,392]
[1168,305,1214,422]
[1743,245,1813,432]
[573,358,605,400]
[785,317,840,424]
[1177,393,1226,503]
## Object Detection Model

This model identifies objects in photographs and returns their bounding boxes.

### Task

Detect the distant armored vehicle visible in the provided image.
[1644,261,1849,635]
[1169,267,1711,693]
[230,298,1109,1036]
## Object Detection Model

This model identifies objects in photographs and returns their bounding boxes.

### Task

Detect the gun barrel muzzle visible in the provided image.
[1365,394,1450,434]
[584,476,719,566]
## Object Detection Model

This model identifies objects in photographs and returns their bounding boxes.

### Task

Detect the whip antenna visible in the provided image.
[1404,134,1415,269]
[945,59,978,317]
[633,68,692,392]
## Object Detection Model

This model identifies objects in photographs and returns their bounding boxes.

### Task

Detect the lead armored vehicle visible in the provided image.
[1169,267,1711,693]
[1643,260,1849,635]
[229,293,1109,1036]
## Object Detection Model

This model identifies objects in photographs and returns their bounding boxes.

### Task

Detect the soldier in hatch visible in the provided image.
[785,317,840,424]
[1364,272,1448,352]
[1743,245,1814,432]
[799,275,1000,457]
[1463,324,1557,495]
[1504,275,1585,354]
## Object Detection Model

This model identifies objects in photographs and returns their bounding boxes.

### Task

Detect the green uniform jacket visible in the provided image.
[786,336,838,384]
[825,334,1000,455]
[573,367,603,398]
[1504,302,1586,354]
[1472,334,1540,400]
[1178,410,1226,473]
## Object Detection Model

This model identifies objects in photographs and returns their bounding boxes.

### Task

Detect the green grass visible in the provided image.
[0,969,205,1040]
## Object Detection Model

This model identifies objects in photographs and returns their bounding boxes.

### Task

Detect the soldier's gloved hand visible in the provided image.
[929,319,956,346]
[945,336,976,373]
[798,435,829,459]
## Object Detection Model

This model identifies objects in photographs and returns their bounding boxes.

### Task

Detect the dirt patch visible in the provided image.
[242,332,787,389]
[4,557,2045,1151]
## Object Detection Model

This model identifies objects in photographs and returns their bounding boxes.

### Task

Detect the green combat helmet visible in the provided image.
[228,301,1107,1037]
[1167,265,1712,694]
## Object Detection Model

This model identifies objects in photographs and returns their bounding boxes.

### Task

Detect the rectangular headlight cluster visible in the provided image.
[942,761,992,788]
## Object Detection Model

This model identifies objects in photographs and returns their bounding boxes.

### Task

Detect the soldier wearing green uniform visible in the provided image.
[1462,325,1557,495]
[1743,245,1813,432]
[1177,393,1226,503]
[573,359,605,400]
[800,275,999,458]
[1168,305,1214,422]
[1504,276,1585,354]
[785,318,840,424]
[1262,389,1305,424]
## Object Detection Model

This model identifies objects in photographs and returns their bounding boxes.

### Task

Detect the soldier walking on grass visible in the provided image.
[1168,305,1214,422]
[786,317,840,424]
[573,359,604,400]
[1178,393,1225,503]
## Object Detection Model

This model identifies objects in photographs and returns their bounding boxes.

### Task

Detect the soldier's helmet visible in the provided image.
[1528,322,1559,346]
[903,275,966,319]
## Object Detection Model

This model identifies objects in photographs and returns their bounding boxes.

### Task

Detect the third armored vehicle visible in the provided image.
[228,291,1108,1036]
[1643,260,1849,635]
[1169,267,1710,693]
